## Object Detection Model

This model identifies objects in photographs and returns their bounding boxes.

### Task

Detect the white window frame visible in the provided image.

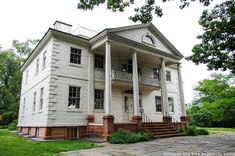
[70,47,82,64]
[94,89,104,110]
[155,96,162,112]
[166,70,171,82]
[94,54,104,69]
[42,51,46,69]
[35,58,39,75]
[68,86,81,109]
[33,92,37,112]
[25,70,28,85]
[168,97,174,112]
[39,87,44,110]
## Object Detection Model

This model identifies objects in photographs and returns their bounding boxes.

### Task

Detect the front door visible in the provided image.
[124,95,134,122]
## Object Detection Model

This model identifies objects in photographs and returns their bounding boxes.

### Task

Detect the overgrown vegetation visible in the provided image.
[181,126,209,136]
[0,39,39,128]
[187,73,235,128]
[0,129,96,156]
[107,128,153,144]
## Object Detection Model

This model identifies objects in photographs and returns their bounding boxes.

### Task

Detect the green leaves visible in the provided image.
[77,0,214,23]
[188,73,235,127]
[187,0,235,73]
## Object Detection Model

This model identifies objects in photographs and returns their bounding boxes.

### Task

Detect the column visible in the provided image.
[161,58,171,123]
[132,50,140,116]
[87,51,95,124]
[177,64,186,116]
[104,41,112,115]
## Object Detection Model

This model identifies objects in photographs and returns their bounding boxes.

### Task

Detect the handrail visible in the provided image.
[140,109,155,130]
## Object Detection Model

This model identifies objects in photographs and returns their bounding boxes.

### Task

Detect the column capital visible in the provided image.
[106,40,112,44]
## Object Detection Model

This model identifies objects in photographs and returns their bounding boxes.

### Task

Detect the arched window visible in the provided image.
[142,32,156,46]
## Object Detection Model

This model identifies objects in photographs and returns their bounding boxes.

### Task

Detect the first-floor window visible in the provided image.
[94,89,104,109]
[155,96,161,112]
[39,87,44,110]
[33,92,37,112]
[22,98,26,115]
[68,86,80,109]
[168,97,174,112]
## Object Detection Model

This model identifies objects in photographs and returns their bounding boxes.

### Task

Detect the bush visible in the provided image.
[181,126,209,136]
[107,128,153,144]
[7,120,17,131]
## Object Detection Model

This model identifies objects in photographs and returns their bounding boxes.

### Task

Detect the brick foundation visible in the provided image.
[102,115,114,140]
[163,116,172,123]
[180,116,189,127]
[131,116,142,131]
[86,115,95,124]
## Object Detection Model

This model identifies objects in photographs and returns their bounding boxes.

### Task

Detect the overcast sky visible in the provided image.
[0,0,223,103]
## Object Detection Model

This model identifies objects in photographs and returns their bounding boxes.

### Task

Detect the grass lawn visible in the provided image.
[200,127,235,134]
[0,129,97,156]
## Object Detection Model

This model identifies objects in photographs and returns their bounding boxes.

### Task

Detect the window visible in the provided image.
[36,59,39,74]
[155,96,161,112]
[42,51,46,68]
[95,54,104,69]
[153,68,160,79]
[166,71,171,81]
[94,89,104,109]
[70,47,81,64]
[139,98,142,108]
[22,98,26,115]
[124,96,128,112]
[68,86,80,109]
[39,87,44,110]
[25,70,28,84]
[168,97,174,112]
[33,92,37,112]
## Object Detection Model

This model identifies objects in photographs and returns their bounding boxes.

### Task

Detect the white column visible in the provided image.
[161,58,169,116]
[87,52,94,115]
[132,50,140,116]
[105,41,112,115]
[177,64,186,116]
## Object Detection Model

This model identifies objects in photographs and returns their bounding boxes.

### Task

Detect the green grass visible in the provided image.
[199,127,235,134]
[0,129,96,156]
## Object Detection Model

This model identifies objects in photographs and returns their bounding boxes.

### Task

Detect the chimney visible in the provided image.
[53,21,72,33]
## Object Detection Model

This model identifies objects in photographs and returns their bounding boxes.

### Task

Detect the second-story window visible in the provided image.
[166,71,171,81]
[36,59,39,74]
[70,47,81,64]
[168,97,174,112]
[25,70,29,85]
[68,86,80,109]
[155,96,161,112]
[153,68,160,79]
[95,54,104,69]
[39,87,44,110]
[42,51,46,68]
[94,89,104,109]
[33,92,37,112]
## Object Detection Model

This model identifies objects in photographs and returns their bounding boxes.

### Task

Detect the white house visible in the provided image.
[17,21,187,140]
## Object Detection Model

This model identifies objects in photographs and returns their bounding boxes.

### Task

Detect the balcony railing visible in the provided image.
[111,70,160,87]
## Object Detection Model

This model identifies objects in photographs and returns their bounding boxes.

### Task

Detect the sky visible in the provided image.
[0,0,223,103]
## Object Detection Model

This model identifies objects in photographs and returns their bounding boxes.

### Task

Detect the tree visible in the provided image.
[186,0,235,73]
[188,73,235,127]
[0,39,39,125]
[77,0,213,23]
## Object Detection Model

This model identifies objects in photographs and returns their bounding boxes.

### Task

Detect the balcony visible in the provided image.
[111,70,160,88]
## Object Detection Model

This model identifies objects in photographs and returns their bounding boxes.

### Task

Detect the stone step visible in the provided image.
[144,126,176,130]
[151,130,180,135]
[147,128,178,133]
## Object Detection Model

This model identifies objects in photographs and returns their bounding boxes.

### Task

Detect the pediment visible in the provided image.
[109,24,183,58]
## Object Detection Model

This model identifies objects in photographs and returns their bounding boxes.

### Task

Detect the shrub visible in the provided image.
[107,128,153,144]
[181,126,209,136]
[7,120,17,131]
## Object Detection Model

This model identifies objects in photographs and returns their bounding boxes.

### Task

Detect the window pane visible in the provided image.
[70,47,81,64]
[68,86,81,109]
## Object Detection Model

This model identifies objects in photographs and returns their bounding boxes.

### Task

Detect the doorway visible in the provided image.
[123,95,134,122]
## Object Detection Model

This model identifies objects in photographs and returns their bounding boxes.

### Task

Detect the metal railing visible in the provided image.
[140,109,155,130]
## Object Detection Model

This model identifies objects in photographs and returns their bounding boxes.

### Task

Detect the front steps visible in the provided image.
[143,122,184,138]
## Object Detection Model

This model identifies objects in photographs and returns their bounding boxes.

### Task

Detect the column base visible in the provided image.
[180,116,189,127]
[163,116,172,123]
[102,115,115,140]
[86,115,95,124]
[132,116,142,132]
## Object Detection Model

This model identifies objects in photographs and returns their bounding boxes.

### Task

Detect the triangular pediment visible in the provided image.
[106,23,183,58]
